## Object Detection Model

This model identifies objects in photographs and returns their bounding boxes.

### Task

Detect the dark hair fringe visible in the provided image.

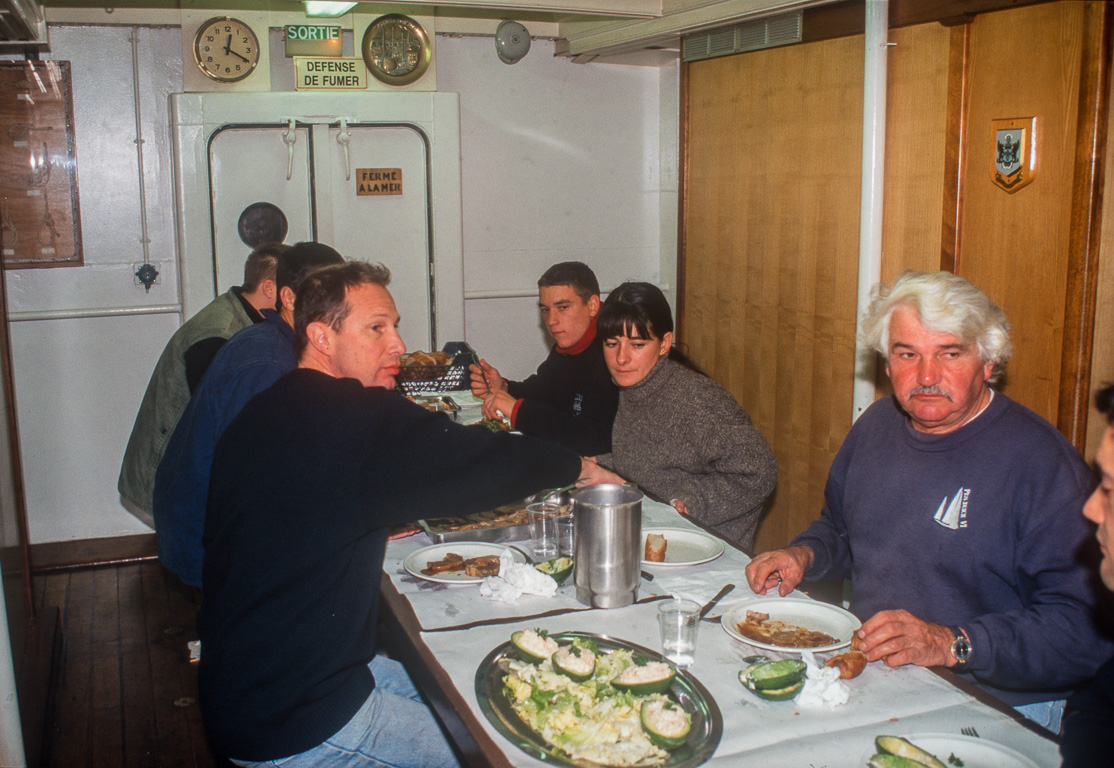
[1097,382,1114,425]
[598,281,703,375]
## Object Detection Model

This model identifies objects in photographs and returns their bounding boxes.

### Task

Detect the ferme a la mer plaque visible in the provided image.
[357,169,402,196]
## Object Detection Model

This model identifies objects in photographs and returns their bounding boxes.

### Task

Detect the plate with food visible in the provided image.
[863,734,1039,768]
[476,629,722,767]
[720,597,861,653]
[403,542,524,584]
[642,528,726,567]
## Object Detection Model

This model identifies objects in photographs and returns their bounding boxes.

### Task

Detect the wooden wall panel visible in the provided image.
[881,23,953,281]
[683,36,864,552]
[957,2,1086,422]
[683,24,953,552]
[1087,37,1114,462]
[681,1,1107,552]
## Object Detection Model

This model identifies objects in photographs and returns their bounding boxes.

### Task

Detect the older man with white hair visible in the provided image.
[747,271,1113,729]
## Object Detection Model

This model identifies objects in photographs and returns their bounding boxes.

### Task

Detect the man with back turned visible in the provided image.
[198,261,611,766]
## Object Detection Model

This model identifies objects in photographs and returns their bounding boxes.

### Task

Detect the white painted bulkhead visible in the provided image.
[171,90,466,352]
[2,24,678,545]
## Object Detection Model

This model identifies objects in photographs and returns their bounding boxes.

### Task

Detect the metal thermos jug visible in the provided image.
[572,484,642,608]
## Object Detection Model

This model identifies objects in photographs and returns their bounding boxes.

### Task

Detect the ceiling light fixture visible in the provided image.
[304,1,357,17]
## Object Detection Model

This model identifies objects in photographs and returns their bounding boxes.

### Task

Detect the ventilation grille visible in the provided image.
[0,0,48,51]
[682,11,802,63]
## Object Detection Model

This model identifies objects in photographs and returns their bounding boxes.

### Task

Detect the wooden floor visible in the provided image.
[33,560,226,768]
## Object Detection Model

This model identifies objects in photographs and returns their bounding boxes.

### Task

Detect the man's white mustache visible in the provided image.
[911,384,952,400]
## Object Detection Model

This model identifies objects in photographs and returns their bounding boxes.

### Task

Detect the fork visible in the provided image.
[960,727,980,738]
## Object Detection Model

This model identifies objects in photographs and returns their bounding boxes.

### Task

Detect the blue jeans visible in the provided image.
[231,655,461,768]
[1014,698,1065,734]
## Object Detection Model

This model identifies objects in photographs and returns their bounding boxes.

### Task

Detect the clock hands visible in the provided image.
[220,31,250,63]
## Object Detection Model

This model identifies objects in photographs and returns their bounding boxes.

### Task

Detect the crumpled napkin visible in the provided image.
[479,551,558,603]
[796,650,850,709]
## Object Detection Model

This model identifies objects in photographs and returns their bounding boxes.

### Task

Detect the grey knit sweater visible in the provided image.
[596,357,777,552]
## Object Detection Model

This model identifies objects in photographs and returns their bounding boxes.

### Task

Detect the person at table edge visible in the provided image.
[469,260,618,455]
[117,241,286,526]
[587,281,777,553]
[153,241,344,588]
[198,261,613,766]
[745,270,1113,727]
[1061,382,1114,765]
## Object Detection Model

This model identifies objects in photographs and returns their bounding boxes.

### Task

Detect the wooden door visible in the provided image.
[680,1,1110,552]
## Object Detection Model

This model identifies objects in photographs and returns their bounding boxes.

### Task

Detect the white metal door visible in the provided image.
[208,122,433,351]
[209,124,313,292]
[314,124,432,351]
[171,91,465,347]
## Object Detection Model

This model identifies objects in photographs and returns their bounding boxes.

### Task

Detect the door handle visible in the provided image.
[282,119,298,181]
[337,118,352,181]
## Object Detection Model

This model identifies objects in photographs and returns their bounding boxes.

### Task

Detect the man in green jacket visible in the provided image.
[118,242,288,526]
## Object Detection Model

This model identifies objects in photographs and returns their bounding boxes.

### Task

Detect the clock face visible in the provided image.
[194,17,261,83]
[361,14,432,86]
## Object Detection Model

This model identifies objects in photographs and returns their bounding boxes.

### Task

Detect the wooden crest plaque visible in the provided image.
[991,117,1036,194]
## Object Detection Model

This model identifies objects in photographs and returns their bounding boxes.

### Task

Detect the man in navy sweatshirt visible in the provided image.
[746,271,1113,731]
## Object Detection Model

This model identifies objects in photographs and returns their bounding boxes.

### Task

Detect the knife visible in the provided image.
[698,583,735,618]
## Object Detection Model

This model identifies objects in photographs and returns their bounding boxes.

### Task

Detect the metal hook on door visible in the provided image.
[282,119,298,181]
[336,118,352,181]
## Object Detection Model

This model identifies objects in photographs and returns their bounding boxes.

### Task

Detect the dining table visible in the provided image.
[378,459,1063,768]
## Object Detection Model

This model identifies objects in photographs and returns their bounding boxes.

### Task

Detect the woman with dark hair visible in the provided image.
[588,282,777,552]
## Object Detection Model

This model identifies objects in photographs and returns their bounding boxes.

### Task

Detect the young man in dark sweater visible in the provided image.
[469,261,618,455]
[198,261,609,767]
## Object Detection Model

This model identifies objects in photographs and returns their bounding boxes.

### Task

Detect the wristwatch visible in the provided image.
[948,626,972,664]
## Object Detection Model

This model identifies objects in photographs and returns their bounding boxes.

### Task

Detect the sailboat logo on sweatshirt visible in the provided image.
[933,488,970,529]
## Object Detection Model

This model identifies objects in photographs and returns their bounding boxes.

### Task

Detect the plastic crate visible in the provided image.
[396,363,468,394]
[396,341,476,394]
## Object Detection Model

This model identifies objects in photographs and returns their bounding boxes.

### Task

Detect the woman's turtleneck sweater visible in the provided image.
[596,356,777,552]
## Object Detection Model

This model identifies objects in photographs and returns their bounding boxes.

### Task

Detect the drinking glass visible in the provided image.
[657,599,700,667]
[556,512,575,557]
[528,502,559,560]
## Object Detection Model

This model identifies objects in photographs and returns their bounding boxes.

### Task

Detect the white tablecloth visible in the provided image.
[384,498,1061,767]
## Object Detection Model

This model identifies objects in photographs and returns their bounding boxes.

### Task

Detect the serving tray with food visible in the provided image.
[405,394,462,415]
[476,629,721,768]
[419,502,533,544]
[420,491,571,544]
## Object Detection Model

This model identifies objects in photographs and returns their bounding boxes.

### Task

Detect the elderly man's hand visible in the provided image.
[577,456,627,487]
[856,610,957,668]
[469,360,505,397]
[481,390,516,421]
[744,546,813,597]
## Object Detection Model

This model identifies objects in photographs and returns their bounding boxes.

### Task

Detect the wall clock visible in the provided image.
[361,14,432,86]
[194,17,261,83]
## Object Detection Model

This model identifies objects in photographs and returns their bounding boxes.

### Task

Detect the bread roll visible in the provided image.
[644,533,667,562]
